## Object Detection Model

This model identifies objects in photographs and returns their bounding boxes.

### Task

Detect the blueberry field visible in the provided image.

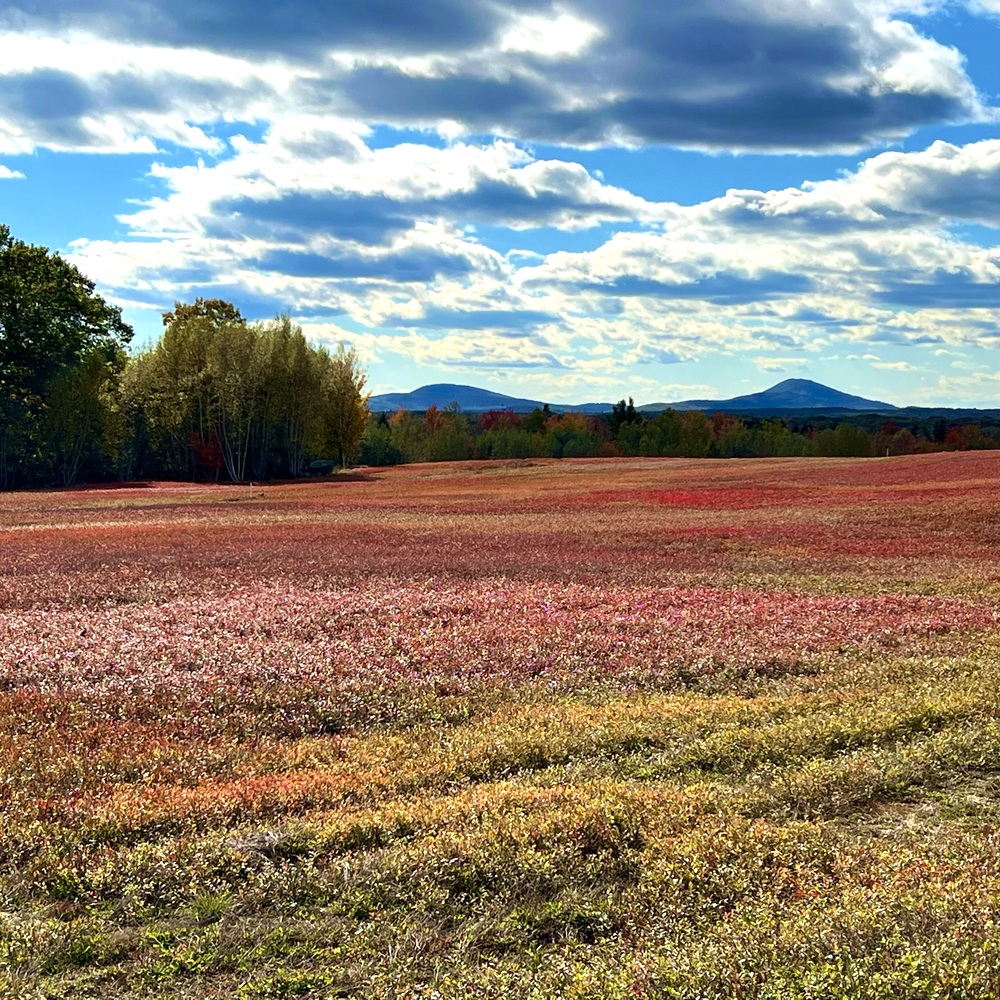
[1,452,997,999]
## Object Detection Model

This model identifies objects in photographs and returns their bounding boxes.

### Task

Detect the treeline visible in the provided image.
[5,299,367,488]
[358,400,1000,466]
[3,267,369,493]
[115,301,369,484]
[2,226,371,488]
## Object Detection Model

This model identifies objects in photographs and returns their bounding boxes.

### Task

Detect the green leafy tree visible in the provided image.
[0,225,132,486]
[678,410,712,457]
[389,407,428,463]
[260,316,319,478]
[545,412,601,458]
[359,414,403,466]
[475,427,539,459]
[206,317,262,482]
[144,299,243,477]
[142,302,366,480]
[753,418,807,457]
[639,409,682,456]
[710,414,752,457]
[616,419,644,456]
[42,345,125,485]
[426,403,472,461]
[888,427,917,455]
[107,348,157,481]
[815,423,871,457]
[521,404,552,435]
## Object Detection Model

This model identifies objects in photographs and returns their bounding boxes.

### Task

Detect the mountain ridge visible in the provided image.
[368,378,898,414]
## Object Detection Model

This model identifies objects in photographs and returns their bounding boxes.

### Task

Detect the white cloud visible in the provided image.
[0,1,990,155]
[0,30,287,153]
[497,9,602,57]
[0,164,25,179]
[754,357,811,373]
[961,0,1000,16]
[120,125,663,241]
[63,136,999,399]
[797,139,1000,227]
[509,140,1000,346]
[920,368,1000,407]
[661,139,1000,234]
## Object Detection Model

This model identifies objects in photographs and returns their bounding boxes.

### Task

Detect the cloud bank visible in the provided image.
[64,137,998,391]
[0,1,991,154]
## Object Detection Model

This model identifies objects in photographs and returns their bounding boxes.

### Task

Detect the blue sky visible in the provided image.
[1,1,997,406]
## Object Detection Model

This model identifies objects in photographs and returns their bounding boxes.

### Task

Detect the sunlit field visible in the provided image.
[1,452,997,999]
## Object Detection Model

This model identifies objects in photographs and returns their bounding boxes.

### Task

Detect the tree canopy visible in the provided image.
[0,225,133,487]
[0,225,372,487]
[0,224,131,400]
[138,301,371,482]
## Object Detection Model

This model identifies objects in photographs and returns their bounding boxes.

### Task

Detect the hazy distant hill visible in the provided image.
[648,378,897,413]
[369,378,898,415]
[369,384,547,412]
[368,383,614,413]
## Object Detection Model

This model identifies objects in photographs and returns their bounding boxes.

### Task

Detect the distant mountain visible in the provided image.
[369,378,898,415]
[369,383,614,413]
[369,383,545,413]
[651,378,897,413]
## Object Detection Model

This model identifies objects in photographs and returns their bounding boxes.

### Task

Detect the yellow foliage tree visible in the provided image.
[316,344,370,468]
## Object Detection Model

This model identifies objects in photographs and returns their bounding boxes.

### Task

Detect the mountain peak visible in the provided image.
[369,383,548,413]
[771,378,824,389]
[668,379,896,412]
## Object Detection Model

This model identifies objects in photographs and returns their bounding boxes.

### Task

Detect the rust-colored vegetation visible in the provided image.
[1,452,997,998]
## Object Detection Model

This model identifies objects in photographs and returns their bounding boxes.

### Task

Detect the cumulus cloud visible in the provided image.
[329,0,986,151]
[122,125,663,242]
[498,139,1000,340]
[869,265,999,308]
[0,32,293,152]
[771,139,1000,228]
[0,164,25,179]
[64,135,999,391]
[506,139,1000,358]
[663,139,1000,235]
[2,0,513,58]
[1,0,991,154]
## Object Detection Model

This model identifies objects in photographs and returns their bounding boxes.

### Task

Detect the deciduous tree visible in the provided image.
[0,225,132,487]
[315,344,370,468]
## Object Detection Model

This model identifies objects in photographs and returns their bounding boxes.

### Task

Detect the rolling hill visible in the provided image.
[369,378,898,414]
[368,384,549,413]
[648,378,897,412]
